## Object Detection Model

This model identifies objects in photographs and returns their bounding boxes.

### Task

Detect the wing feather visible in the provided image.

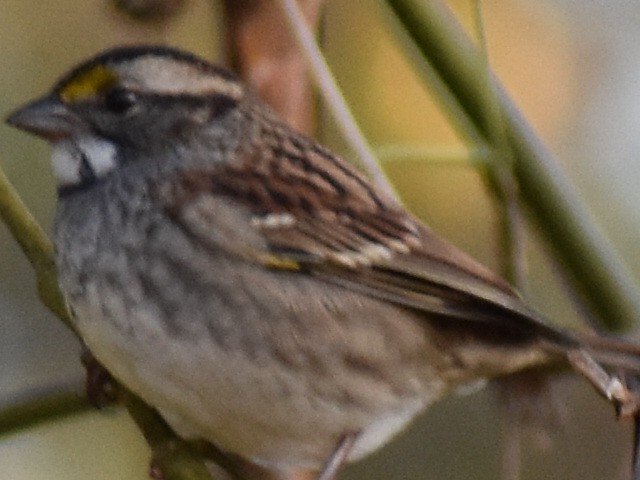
[155,132,571,345]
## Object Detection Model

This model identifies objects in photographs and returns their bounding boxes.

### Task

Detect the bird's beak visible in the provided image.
[6,95,79,141]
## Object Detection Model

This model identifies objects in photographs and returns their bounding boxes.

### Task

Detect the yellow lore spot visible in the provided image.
[59,65,119,102]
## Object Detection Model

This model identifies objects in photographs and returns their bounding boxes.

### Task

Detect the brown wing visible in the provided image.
[157,132,569,342]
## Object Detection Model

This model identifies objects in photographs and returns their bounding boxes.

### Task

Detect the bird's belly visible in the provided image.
[74,301,441,468]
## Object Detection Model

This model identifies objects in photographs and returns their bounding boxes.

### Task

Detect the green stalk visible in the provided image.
[382,0,640,331]
[0,166,73,331]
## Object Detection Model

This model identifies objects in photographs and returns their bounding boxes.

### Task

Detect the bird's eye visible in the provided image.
[104,87,138,114]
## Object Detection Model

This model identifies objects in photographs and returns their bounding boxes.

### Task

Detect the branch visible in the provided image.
[0,391,91,437]
[0,164,74,331]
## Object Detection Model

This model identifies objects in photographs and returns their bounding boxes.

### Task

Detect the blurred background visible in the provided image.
[1,0,639,478]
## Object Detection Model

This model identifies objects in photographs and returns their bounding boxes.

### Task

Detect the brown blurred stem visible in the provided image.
[382,0,640,332]
[222,0,324,135]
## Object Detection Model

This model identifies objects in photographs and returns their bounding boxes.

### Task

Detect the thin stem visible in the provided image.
[0,164,74,331]
[374,144,488,166]
[499,403,522,480]
[470,0,511,162]
[470,0,527,291]
[275,0,400,202]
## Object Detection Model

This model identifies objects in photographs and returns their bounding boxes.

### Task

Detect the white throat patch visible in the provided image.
[51,136,117,188]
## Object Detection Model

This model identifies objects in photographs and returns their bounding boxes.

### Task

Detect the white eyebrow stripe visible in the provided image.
[117,56,243,99]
